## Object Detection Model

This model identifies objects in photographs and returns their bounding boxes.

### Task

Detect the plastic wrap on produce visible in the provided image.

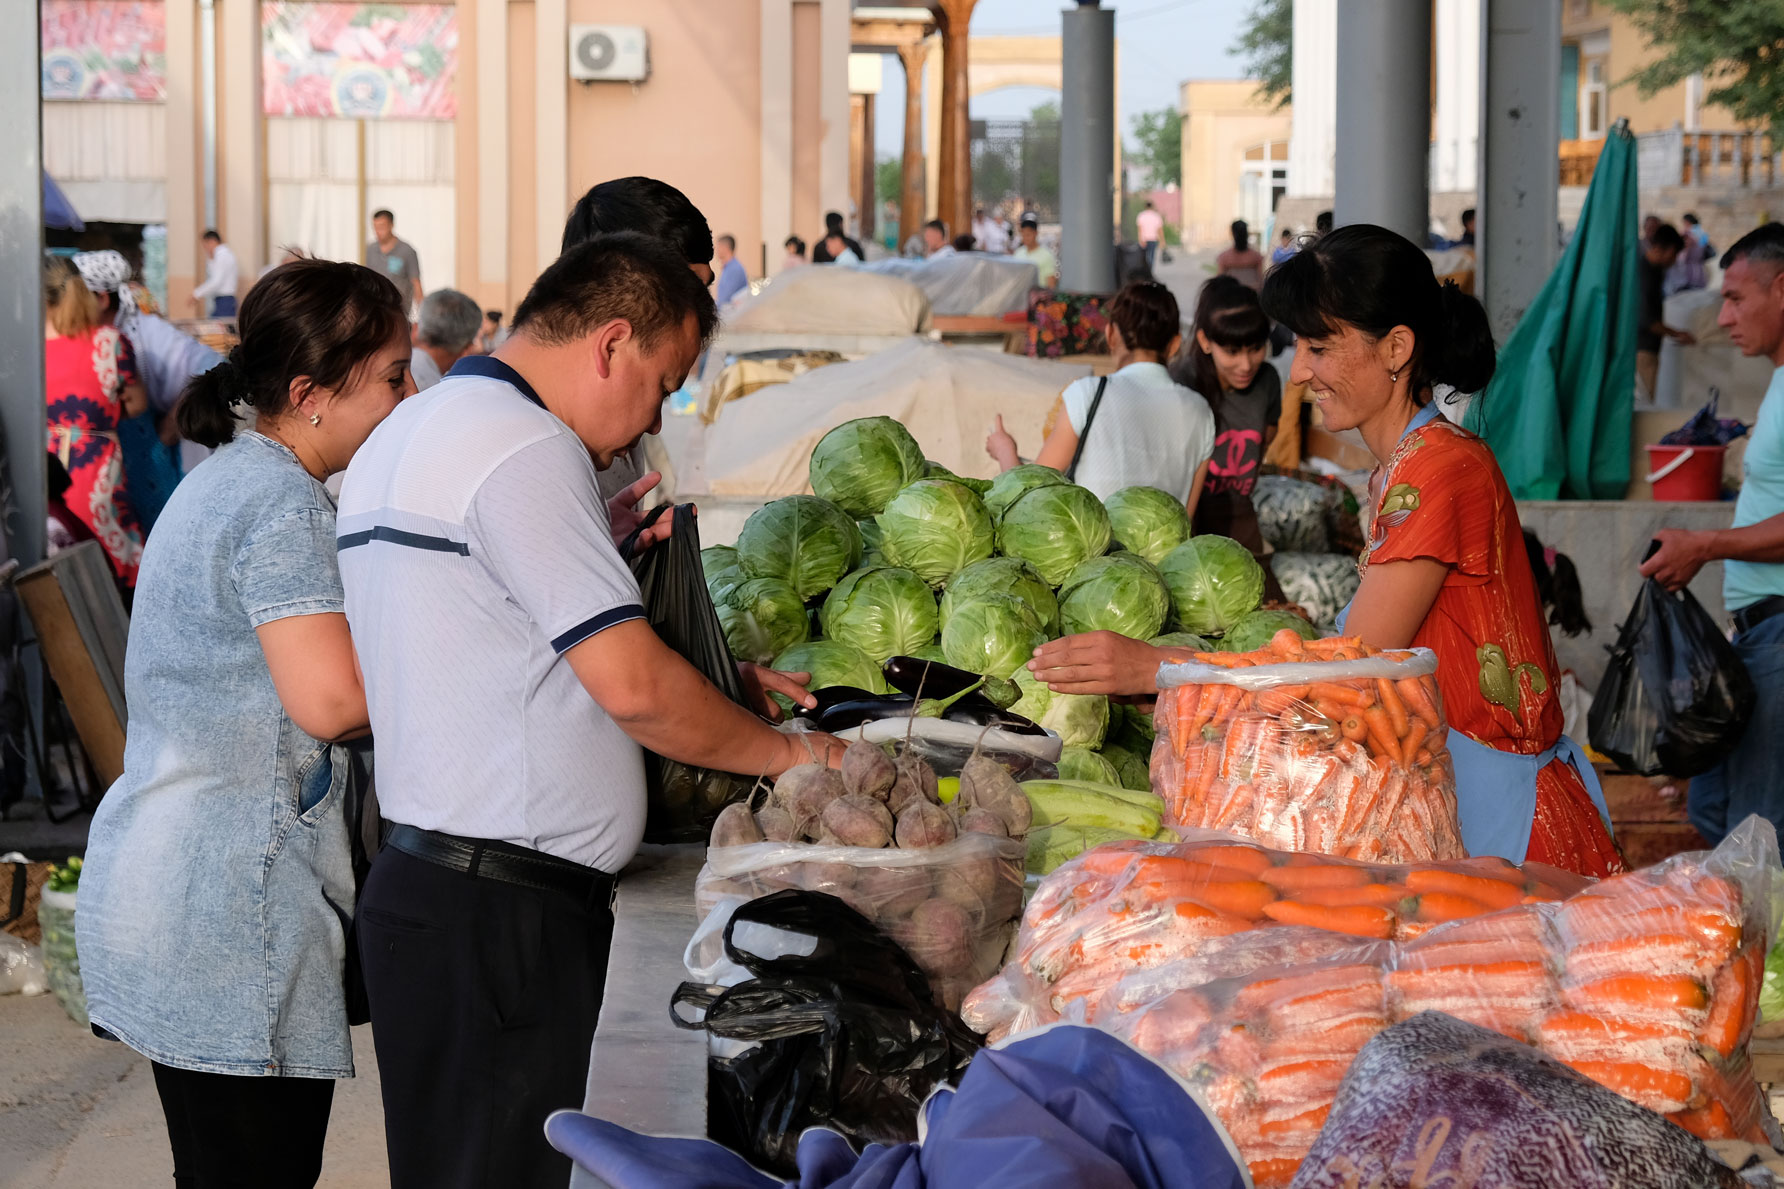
[1150,640,1464,862]
[698,831,1025,1011]
[832,716,1060,779]
[963,818,1782,1186]
[1253,476,1338,554]
[1268,552,1360,632]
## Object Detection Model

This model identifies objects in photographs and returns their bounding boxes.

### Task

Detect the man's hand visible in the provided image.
[1640,528,1713,591]
[1669,327,1698,346]
[986,415,1020,470]
[781,729,849,771]
[1028,631,1168,697]
[738,664,816,722]
[607,472,691,551]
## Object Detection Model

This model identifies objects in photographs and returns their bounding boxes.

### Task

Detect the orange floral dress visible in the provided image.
[1359,413,1622,877]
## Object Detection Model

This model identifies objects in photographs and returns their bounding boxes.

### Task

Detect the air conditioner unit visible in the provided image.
[569,25,648,83]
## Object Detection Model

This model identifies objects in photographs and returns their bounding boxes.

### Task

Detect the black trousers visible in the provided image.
[150,1061,334,1188]
[355,845,616,1189]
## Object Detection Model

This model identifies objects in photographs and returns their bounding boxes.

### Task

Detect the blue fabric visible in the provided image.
[543,1025,1244,1189]
[1446,729,1610,862]
[1686,611,1784,845]
[448,353,543,406]
[210,295,237,317]
[43,170,84,231]
[718,257,750,306]
[116,412,182,531]
[77,433,357,1077]
[1725,367,1784,610]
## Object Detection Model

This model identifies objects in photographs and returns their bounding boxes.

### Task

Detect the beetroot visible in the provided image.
[841,740,897,801]
[820,793,895,848]
[895,801,957,848]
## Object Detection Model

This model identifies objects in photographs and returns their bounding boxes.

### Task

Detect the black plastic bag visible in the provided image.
[670,890,982,1174]
[623,503,758,843]
[1588,568,1754,777]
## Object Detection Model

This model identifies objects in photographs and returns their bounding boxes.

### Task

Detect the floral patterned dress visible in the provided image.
[1360,413,1622,877]
[45,326,145,585]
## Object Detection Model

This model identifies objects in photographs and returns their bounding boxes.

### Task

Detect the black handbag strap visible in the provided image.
[1064,375,1110,482]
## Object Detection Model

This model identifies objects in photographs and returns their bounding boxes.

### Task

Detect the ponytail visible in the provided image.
[1428,280,1496,395]
[176,354,248,448]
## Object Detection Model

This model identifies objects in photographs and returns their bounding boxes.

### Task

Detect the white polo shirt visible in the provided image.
[337,355,647,872]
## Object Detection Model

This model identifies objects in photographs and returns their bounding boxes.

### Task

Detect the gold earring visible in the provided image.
[310,414,321,426]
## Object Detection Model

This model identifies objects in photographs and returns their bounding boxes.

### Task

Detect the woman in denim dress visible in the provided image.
[77,258,414,1187]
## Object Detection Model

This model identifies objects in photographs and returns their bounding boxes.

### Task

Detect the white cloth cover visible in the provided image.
[721,264,932,337]
[858,253,1040,317]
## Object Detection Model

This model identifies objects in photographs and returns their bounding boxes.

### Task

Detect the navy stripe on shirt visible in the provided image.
[337,526,470,555]
[551,604,646,654]
[447,354,545,407]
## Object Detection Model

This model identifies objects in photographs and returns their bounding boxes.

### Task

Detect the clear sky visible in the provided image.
[871,0,1254,159]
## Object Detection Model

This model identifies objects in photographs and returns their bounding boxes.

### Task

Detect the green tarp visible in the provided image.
[1465,123,1640,499]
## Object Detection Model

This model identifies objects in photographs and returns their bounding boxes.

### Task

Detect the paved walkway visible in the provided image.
[2,991,389,1187]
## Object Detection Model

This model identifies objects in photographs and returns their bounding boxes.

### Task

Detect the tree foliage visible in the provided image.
[1128,108,1183,192]
[1601,0,1784,138]
[1232,0,1292,110]
[876,157,902,207]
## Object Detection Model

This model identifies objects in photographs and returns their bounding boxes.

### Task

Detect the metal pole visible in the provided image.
[2,0,45,576]
[199,0,218,230]
[1478,0,1560,344]
[1060,1,1115,292]
[1334,0,1431,241]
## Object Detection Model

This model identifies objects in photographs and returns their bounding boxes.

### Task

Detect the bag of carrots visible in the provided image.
[1150,630,1464,863]
[963,817,1783,1188]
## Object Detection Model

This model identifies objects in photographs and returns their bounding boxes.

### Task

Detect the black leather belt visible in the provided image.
[385,823,616,904]
[1732,595,1784,637]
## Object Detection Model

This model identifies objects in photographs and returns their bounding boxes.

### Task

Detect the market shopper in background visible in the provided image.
[973,205,1009,254]
[368,209,424,318]
[713,233,750,305]
[190,229,239,317]
[1637,222,1696,401]
[1013,213,1058,287]
[783,235,808,270]
[76,258,413,1189]
[987,279,1214,512]
[1641,223,1784,845]
[1027,226,1619,878]
[922,219,955,258]
[341,233,845,1189]
[1667,211,1712,295]
[1216,219,1265,290]
[409,288,485,392]
[1136,199,1165,272]
[810,210,865,263]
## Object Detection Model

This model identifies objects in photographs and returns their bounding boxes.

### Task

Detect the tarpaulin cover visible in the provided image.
[704,339,1088,500]
[724,266,933,337]
[542,1023,1246,1189]
[1466,123,1640,499]
[857,254,1040,318]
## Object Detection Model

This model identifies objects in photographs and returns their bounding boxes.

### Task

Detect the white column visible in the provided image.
[760,0,793,262]
[477,0,508,288]
[1287,0,1336,199]
[1434,0,1482,195]
[219,0,263,282]
[818,0,851,225]
[1,0,45,568]
[535,0,567,268]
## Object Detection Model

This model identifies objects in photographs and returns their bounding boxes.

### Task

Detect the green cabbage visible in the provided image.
[1108,702,1157,750]
[818,566,939,663]
[1150,632,1212,651]
[718,577,810,664]
[1762,942,1784,1023]
[858,519,883,555]
[907,641,948,664]
[1010,666,1109,748]
[808,417,927,517]
[735,496,862,599]
[922,460,993,495]
[1219,608,1319,654]
[701,545,740,583]
[942,557,1060,636]
[771,640,889,696]
[997,483,1112,586]
[876,480,996,588]
[1104,486,1192,564]
[1057,554,1171,640]
[1098,742,1153,791]
[984,463,1068,521]
[1157,535,1266,636]
[940,593,1049,679]
[1057,746,1120,785]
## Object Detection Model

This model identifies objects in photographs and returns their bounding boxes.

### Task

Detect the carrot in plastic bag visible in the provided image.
[1261,900,1395,938]
[1405,869,1527,910]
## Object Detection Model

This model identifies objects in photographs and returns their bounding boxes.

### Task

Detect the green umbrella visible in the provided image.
[1466,120,1639,500]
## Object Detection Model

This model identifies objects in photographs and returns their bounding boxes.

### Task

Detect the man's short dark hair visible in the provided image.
[1105,279,1180,354]
[513,231,718,353]
[202,229,221,243]
[1721,222,1784,274]
[1461,207,1476,226]
[1649,222,1685,253]
[824,211,845,232]
[560,176,714,267]
[924,219,947,236]
[717,234,736,251]
[1683,212,1700,226]
[372,209,394,223]
[952,234,976,252]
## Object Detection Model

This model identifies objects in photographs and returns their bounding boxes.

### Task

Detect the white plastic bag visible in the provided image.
[0,932,47,996]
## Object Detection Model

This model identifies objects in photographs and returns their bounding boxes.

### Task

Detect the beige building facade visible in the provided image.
[1177,79,1291,250]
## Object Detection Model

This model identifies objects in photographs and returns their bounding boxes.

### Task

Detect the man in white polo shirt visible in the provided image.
[338,231,845,1188]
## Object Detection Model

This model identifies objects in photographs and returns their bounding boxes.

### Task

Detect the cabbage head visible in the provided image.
[1057,554,1170,640]
[1104,486,1192,565]
[701,545,740,584]
[1057,746,1121,785]
[997,484,1112,586]
[718,577,809,664]
[1099,742,1153,791]
[940,593,1048,679]
[922,460,993,495]
[818,566,939,663]
[1156,535,1266,636]
[1150,632,1212,652]
[736,495,861,599]
[907,640,948,664]
[771,640,889,696]
[1009,666,1109,748]
[808,417,927,518]
[1219,608,1319,654]
[984,463,1068,521]
[942,557,1060,636]
[876,480,995,588]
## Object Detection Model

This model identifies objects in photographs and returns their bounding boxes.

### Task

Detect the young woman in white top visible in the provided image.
[986,279,1216,512]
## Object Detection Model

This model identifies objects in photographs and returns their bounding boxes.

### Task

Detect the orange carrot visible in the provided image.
[1309,682,1373,707]
[1413,748,1434,766]
[1186,843,1275,875]
[1183,879,1278,920]
[1248,1158,1302,1188]
[1699,945,1762,1058]
[1376,677,1411,736]
[1566,974,1709,1012]
[1258,1104,1332,1138]
[1212,782,1256,831]
[1267,628,1310,658]
[1398,676,1443,728]
[1254,687,1311,716]
[1406,869,1527,910]
[1413,891,1492,923]
[1401,718,1430,763]
[1259,862,1371,892]
[1339,714,1368,743]
[1565,1060,1696,1108]
[1670,1102,1737,1140]
[1290,882,1413,910]
[1261,899,1395,938]
[1361,705,1402,762]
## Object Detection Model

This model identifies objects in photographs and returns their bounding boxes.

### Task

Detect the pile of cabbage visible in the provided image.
[702,416,1311,788]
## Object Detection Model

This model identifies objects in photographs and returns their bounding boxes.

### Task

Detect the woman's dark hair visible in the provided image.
[1104,279,1180,355]
[1181,276,1271,397]
[785,236,806,257]
[560,176,714,267]
[1524,530,1591,637]
[1260,222,1496,401]
[1231,220,1250,253]
[176,257,407,448]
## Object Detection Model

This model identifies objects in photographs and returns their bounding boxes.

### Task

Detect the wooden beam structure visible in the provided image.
[933,0,977,239]
[852,7,936,251]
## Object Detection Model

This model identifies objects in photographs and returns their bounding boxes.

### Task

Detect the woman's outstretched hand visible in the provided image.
[986,415,1020,471]
[1028,631,1168,698]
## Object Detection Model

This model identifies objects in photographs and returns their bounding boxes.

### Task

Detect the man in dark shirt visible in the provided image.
[810,211,864,263]
[1638,222,1696,401]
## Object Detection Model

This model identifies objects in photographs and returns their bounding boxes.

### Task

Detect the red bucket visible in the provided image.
[1645,444,1725,501]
